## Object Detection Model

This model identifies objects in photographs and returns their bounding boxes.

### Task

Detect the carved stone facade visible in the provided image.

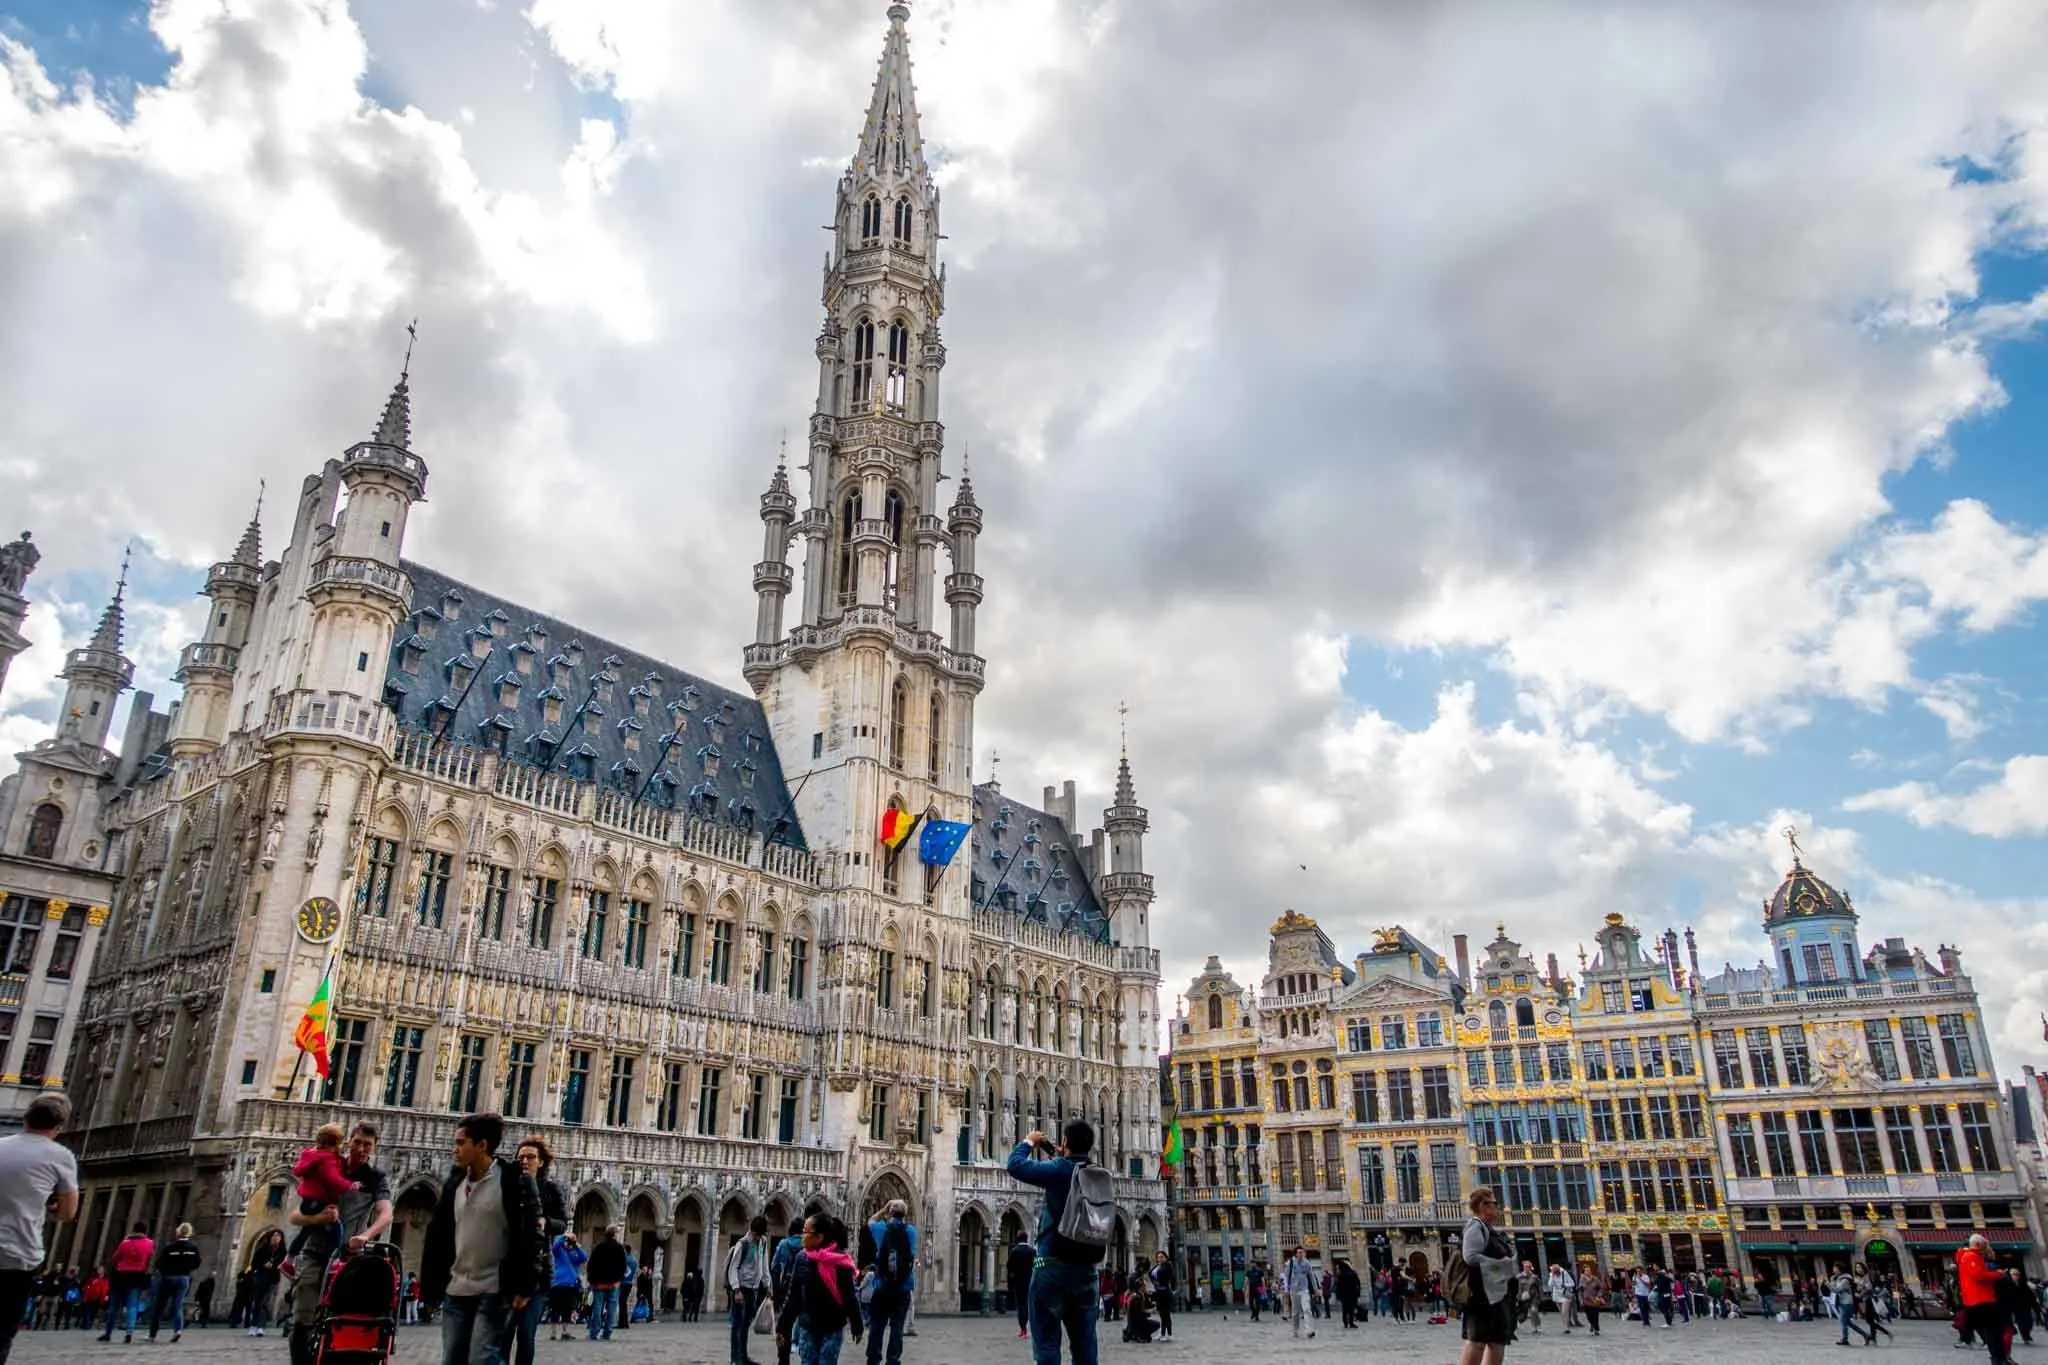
[51,3,1166,1309]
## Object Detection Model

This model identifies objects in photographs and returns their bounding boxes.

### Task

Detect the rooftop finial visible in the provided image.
[1782,823,1803,866]
[777,428,788,471]
[402,317,418,380]
[1118,698,1129,759]
[115,542,131,603]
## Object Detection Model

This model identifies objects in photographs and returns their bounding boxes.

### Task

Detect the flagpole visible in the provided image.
[280,951,339,1102]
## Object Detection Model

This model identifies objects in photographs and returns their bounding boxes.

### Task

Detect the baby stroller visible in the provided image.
[314,1243,403,1365]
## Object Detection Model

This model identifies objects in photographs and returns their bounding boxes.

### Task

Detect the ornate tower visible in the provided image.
[168,497,264,758]
[0,532,40,700]
[57,560,136,751]
[1100,740,1154,952]
[1763,831,1862,986]
[745,0,979,873]
[742,1,981,1176]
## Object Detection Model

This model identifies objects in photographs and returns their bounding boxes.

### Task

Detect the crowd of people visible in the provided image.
[13,1089,2044,1365]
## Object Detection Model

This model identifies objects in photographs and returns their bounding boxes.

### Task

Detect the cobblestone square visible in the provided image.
[5,1313,1966,1365]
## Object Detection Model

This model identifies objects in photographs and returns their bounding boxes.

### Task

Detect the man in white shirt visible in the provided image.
[0,1093,79,1365]
[1547,1263,1576,1333]
[1283,1247,1316,1340]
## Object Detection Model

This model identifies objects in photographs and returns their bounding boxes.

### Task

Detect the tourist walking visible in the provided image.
[726,1214,773,1365]
[513,1139,569,1365]
[1859,1279,1893,1343]
[1577,1263,1607,1335]
[774,1214,862,1365]
[1334,1259,1361,1327]
[100,1222,156,1343]
[585,1225,628,1341]
[1457,1187,1516,1365]
[146,1223,202,1341]
[0,1093,78,1365]
[418,1112,548,1365]
[861,1202,915,1365]
[681,1267,705,1322]
[1548,1262,1577,1332]
[1246,1262,1264,1322]
[1516,1262,1540,1335]
[1282,1247,1315,1339]
[1006,1232,1034,1339]
[1007,1120,1113,1365]
[772,1217,807,1365]
[1831,1267,1873,1345]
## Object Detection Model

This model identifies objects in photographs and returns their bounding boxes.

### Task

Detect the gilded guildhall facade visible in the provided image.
[1166,850,2031,1291]
[47,2,1166,1306]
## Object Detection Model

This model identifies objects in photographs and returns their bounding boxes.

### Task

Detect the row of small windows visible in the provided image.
[1723,1103,2001,1179]
[0,894,87,980]
[319,1022,806,1142]
[1707,1016,1976,1091]
[359,838,811,998]
[967,972,1118,1060]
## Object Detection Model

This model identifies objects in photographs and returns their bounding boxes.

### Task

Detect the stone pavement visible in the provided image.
[4,1313,1966,1364]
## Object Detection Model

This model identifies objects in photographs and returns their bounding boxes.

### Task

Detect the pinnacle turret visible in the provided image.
[90,549,129,653]
[856,2,930,186]
[232,486,263,566]
[372,374,411,450]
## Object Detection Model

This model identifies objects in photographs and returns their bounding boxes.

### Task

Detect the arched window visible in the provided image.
[885,321,910,412]
[835,494,859,609]
[983,969,999,1037]
[1206,995,1223,1031]
[1514,997,1536,1029]
[883,489,906,608]
[983,1080,999,1160]
[1488,999,1508,1039]
[851,319,876,410]
[1029,982,1045,1047]
[892,196,912,244]
[1052,986,1067,1055]
[860,195,881,241]
[888,678,908,770]
[23,803,61,860]
[927,693,944,779]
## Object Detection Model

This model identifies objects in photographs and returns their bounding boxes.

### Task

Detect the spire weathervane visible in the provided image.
[1118,698,1129,759]
[402,318,418,380]
[115,542,131,603]
[1782,824,1803,866]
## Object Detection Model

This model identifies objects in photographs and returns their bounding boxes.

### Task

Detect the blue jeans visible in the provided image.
[795,1322,845,1365]
[511,1295,543,1365]
[101,1281,145,1336]
[440,1293,512,1365]
[863,1289,908,1365]
[587,1287,617,1340]
[730,1287,766,1364]
[1028,1260,1099,1365]
[148,1277,190,1338]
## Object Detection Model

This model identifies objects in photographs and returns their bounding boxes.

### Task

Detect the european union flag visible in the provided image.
[918,818,972,869]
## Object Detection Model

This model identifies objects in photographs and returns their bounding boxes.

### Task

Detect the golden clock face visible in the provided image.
[297,897,341,942]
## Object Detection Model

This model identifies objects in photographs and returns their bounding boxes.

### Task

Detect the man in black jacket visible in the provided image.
[1006,1232,1035,1339]
[419,1113,547,1365]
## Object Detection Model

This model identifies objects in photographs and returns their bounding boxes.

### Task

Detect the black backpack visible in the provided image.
[877,1221,914,1289]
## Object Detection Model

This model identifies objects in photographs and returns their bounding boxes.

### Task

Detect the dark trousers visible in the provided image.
[1339,1297,1358,1327]
[1011,1281,1030,1333]
[729,1287,766,1365]
[1027,1261,1098,1365]
[864,1289,909,1365]
[1967,1303,2011,1365]
[0,1270,35,1365]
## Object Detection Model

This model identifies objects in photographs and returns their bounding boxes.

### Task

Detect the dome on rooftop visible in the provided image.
[1765,857,1853,924]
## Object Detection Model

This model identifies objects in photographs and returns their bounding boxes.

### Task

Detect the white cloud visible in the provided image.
[1845,755,2048,837]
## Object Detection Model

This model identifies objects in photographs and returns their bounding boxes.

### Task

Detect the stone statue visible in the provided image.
[905,959,927,1008]
[305,821,323,867]
[261,821,282,868]
[0,532,38,594]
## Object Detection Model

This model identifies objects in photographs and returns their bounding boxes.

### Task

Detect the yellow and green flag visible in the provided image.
[1160,1117,1184,1175]
[293,962,334,1079]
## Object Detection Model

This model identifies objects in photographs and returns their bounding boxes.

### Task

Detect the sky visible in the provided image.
[4,0,2048,1077]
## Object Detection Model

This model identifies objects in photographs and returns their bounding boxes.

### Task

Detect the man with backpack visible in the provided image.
[726,1216,773,1365]
[1007,1121,1114,1365]
[771,1217,806,1365]
[863,1202,917,1365]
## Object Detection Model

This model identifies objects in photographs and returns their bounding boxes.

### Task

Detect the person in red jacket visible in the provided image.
[98,1224,155,1344]
[1958,1234,2011,1365]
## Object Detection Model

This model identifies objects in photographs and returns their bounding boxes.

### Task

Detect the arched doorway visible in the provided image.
[958,1208,988,1312]
[1136,1214,1161,1260]
[1111,1216,1131,1275]
[1861,1233,1903,1286]
[574,1190,613,1247]
[626,1193,662,1281]
[388,1181,438,1263]
[764,1194,799,1242]
[672,1196,708,1296]
[858,1171,916,1263]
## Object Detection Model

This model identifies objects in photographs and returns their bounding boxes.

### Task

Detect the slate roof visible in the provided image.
[968,781,1110,944]
[1765,858,1853,923]
[386,561,806,850]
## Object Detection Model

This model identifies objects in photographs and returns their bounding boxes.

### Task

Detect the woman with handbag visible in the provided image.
[1577,1264,1608,1336]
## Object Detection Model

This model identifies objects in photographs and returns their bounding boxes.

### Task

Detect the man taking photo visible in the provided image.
[1007,1120,1111,1365]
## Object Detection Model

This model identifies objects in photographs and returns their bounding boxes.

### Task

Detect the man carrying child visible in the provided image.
[285,1122,392,1365]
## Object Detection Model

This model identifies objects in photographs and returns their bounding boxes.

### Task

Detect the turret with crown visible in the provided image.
[1763,826,1863,985]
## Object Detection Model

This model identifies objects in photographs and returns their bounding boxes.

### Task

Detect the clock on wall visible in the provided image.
[296,896,341,943]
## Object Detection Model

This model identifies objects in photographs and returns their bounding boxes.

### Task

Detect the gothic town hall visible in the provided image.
[0,3,1169,1308]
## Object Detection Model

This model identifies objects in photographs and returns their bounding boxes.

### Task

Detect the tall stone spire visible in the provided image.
[58,549,136,750]
[372,374,411,450]
[89,547,129,654]
[857,3,930,185]
[232,484,264,566]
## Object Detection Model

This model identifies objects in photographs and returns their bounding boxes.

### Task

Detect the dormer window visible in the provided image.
[482,608,510,638]
[542,695,564,726]
[413,607,441,641]
[737,759,756,791]
[495,677,521,710]
[630,686,652,718]
[565,641,584,668]
[511,642,536,675]
[468,628,492,660]
[698,744,721,780]
[527,624,548,653]
[582,707,603,737]
[440,588,465,618]
[618,717,643,753]
[446,654,478,685]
